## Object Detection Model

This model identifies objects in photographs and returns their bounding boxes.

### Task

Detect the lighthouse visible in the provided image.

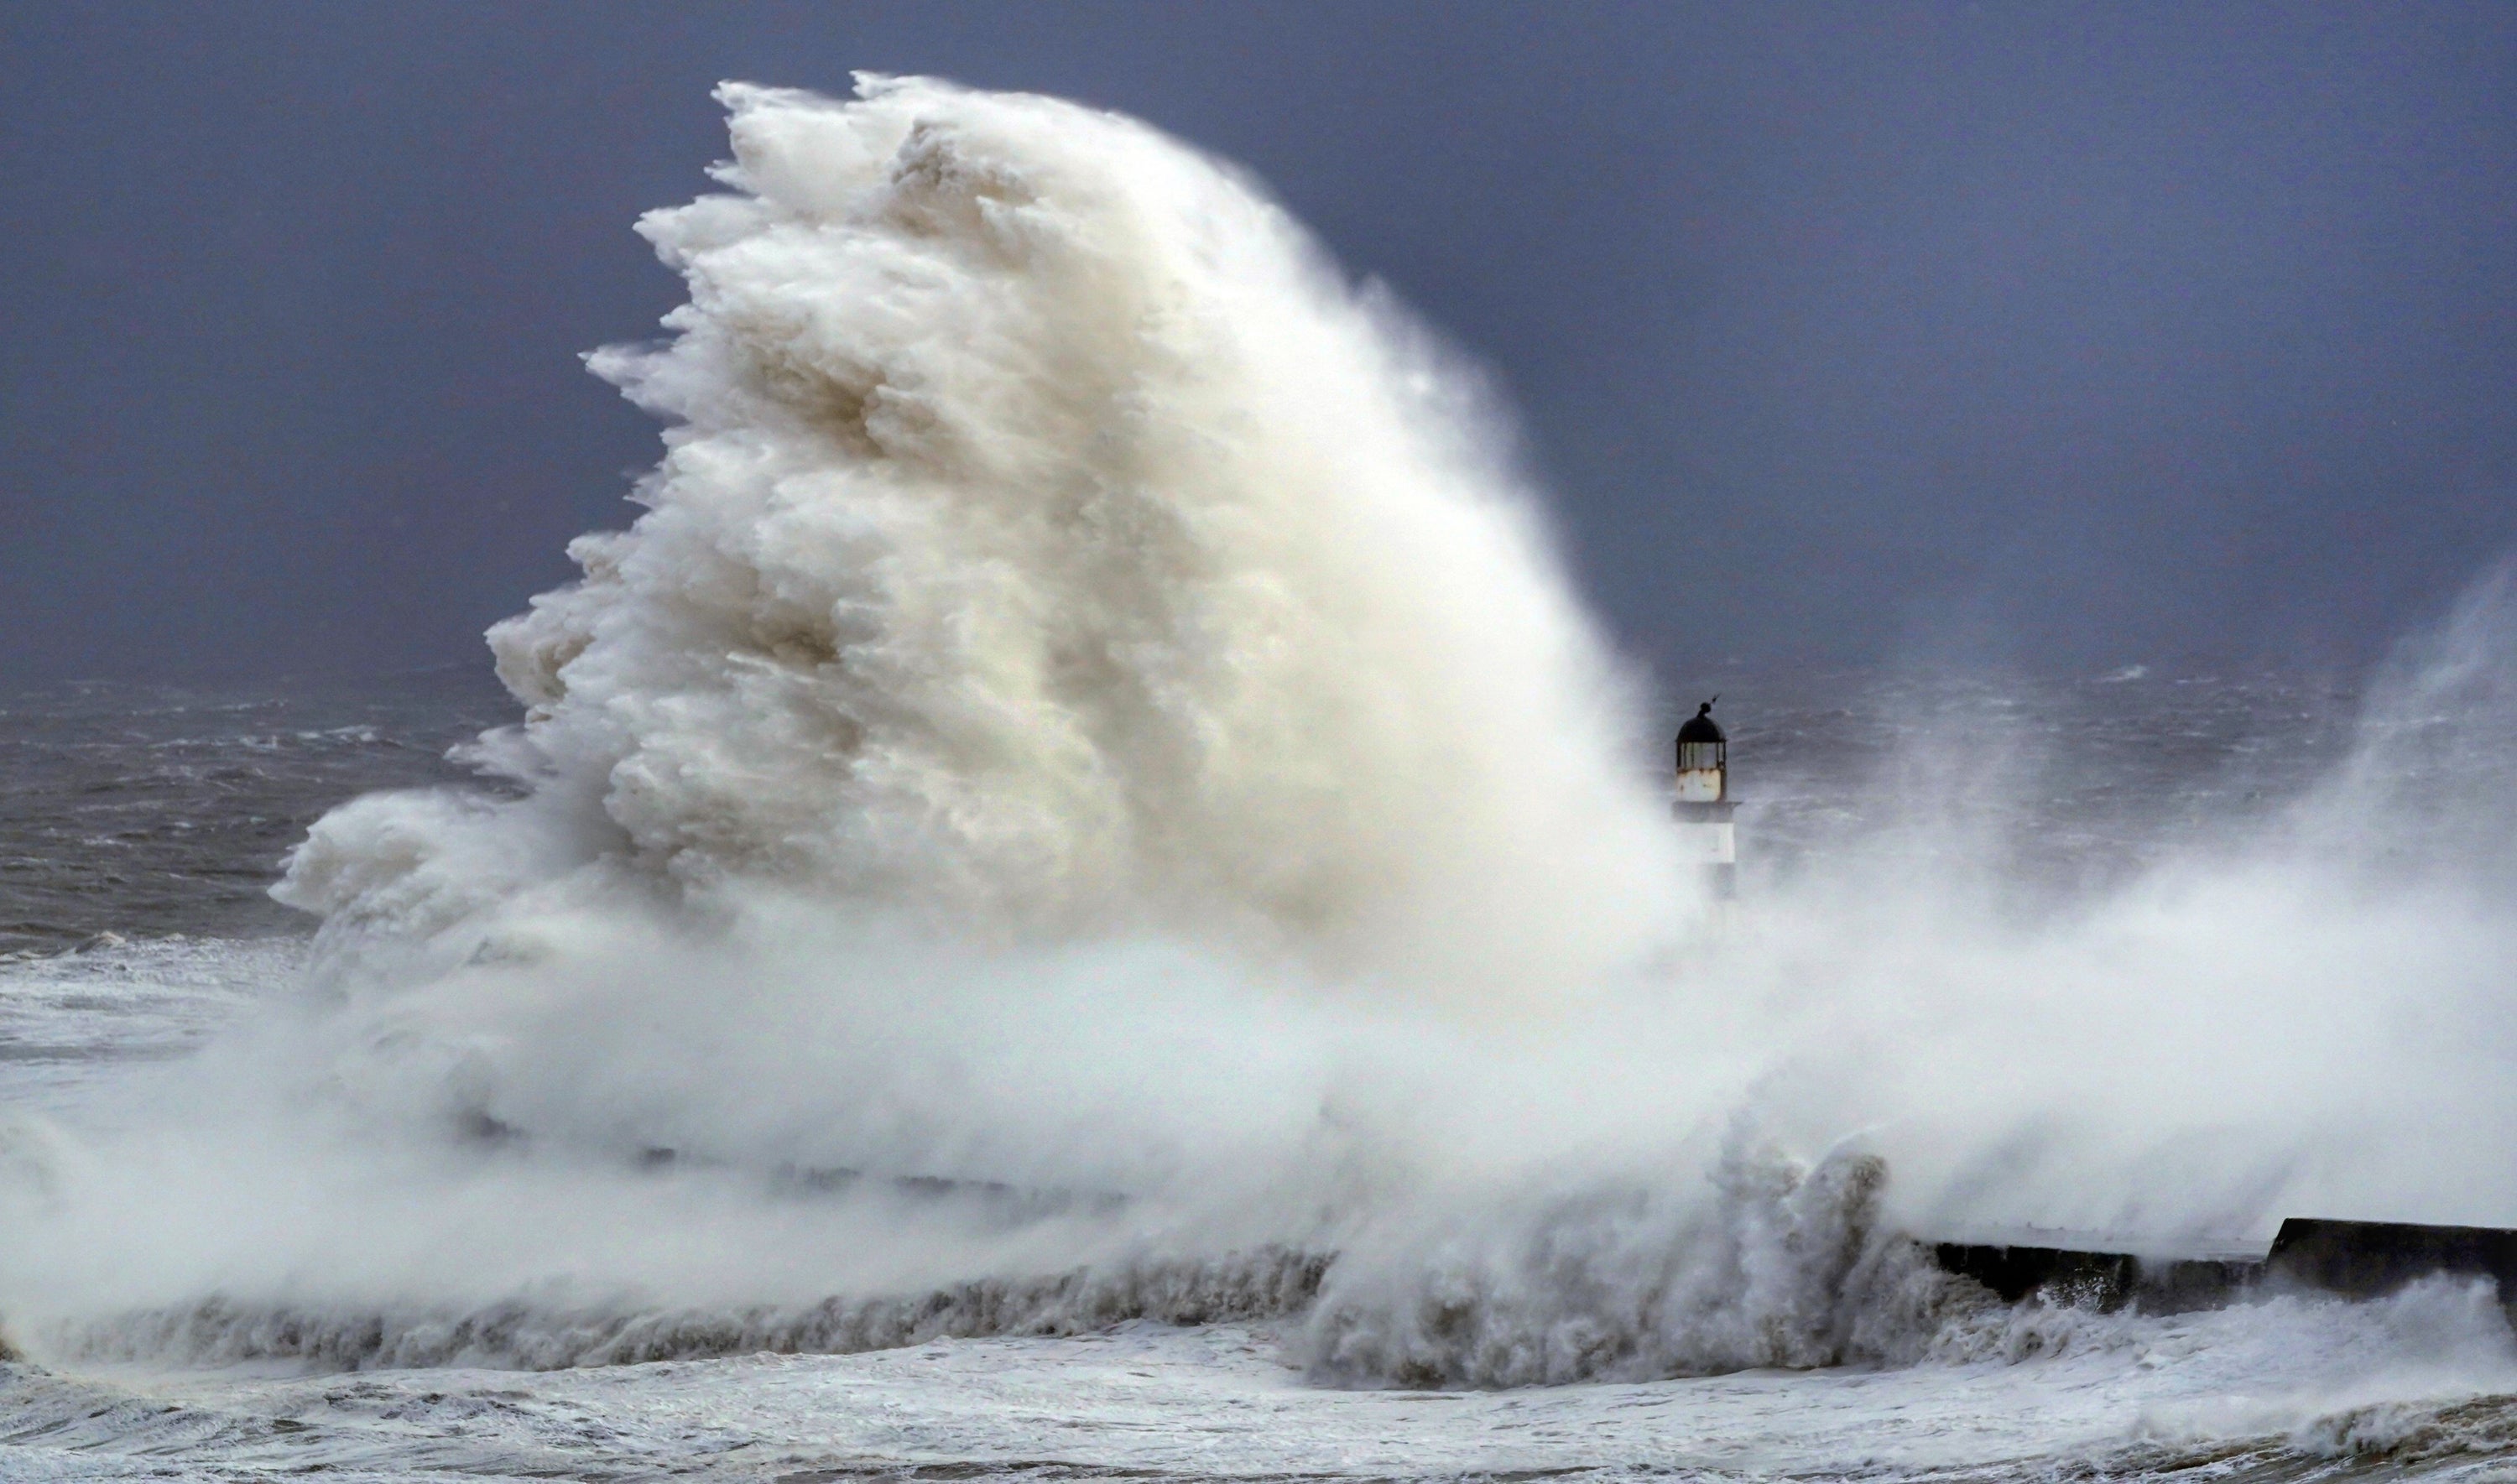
[1672,699,1736,898]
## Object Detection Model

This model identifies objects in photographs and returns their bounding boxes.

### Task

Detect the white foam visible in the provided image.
[8,1284,2515,1481]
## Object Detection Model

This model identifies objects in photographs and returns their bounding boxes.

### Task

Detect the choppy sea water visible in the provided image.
[0,667,512,958]
[8,664,2514,1482]
[0,663,2356,959]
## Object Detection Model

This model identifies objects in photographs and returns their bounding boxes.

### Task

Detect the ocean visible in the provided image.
[6,661,2513,1481]
[6,74,2514,1481]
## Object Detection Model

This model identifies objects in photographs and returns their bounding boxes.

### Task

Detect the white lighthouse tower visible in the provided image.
[1672,699,1736,898]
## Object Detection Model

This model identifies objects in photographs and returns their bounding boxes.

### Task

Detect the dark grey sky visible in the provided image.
[4,2,2512,685]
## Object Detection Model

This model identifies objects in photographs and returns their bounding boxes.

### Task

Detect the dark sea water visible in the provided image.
[0,667,514,957]
[1668,664,2363,898]
[0,661,2360,961]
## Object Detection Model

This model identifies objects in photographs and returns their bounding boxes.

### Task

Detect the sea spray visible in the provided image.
[1299,1134,1977,1388]
[0,73,1712,1374]
[278,75,1686,1004]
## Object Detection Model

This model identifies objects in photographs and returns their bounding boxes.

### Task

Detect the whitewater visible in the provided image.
[6,75,2517,1480]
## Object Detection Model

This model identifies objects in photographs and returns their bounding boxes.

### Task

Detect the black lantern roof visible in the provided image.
[1675,699,1724,745]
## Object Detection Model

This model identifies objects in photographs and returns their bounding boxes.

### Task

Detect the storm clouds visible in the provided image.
[4,2,2511,684]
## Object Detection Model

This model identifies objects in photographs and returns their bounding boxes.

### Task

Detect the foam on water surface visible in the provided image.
[0,935,291,1115]
[8,1287,2517,1481]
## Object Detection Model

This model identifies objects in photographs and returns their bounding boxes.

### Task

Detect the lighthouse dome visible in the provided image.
[1674,699,1728,804]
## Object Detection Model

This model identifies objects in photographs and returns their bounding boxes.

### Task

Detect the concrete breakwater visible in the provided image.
[1935,1217,2517,1313]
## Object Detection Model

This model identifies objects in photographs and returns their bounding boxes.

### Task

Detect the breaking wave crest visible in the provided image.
[50,1248,1331,1373]
[1300,1144,1977,1388]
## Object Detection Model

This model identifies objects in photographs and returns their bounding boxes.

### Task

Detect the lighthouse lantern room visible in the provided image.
[1672,699,1737,898]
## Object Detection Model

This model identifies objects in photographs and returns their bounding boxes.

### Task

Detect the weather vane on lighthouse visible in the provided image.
[1673,698,1736,898]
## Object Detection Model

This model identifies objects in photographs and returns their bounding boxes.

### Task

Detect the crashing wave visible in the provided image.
[8,75,2517,1419]
[50,1247,1329,1373]
[274,74,1683,1005]
[1300,1142,1995,1388]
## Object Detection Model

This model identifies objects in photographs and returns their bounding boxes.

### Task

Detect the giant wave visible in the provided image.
[4,79,2517,1425]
